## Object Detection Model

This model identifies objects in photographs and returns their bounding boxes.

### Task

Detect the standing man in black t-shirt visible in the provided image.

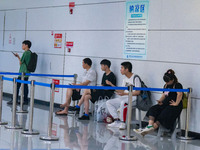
[77,59,117,120]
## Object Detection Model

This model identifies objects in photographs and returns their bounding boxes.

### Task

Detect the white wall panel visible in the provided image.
[0,31,3,49]
[0,52,20,94]
[35,54,64,75]
[65,31,124,58]
[33,54,64,102]
[0,12,4,31]
[161,0,200,29]
[147,31,200,64]
[146,31,161,60]
[0,12,5,49]
[0,52,20,72]
[4,31,25,51]
[26,31,65,55]
[148,0,162,29]
[27,3,125,30]
[5,10,26,30]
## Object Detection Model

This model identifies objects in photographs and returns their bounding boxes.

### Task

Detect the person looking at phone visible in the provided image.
[7,40,32,105]
[106,62,141,130]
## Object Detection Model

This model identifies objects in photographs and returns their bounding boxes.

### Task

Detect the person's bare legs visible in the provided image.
[84,94,92,115]
[60,88,73,108]
[77,89,91,107]
[148,116,155,126]
[56,88,73,115]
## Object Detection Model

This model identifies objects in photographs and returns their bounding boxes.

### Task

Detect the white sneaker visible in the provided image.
[133,128,143,134]
[140,126,155,136]
[119,122,126,130]
[107,121,121,128]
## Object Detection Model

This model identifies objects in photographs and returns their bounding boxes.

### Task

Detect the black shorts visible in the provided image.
[72,90,82,101]
[90,89,113,103]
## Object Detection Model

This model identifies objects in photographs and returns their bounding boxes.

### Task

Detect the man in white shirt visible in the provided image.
[55,58,97,115]
[106,62,141,129]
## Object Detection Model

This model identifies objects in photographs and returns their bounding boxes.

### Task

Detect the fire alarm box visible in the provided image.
[69,2,75,14]
[66,42,74,52]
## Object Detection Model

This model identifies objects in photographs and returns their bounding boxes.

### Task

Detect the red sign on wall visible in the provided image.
[66,42,74,52]
[66,42,74,47]
[54,33,62,48]
[52,79,60,92]
[69,2,75,7]
[69,2,75,14]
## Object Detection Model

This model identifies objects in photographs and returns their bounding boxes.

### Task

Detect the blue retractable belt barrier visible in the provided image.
[2,76,13,82]
[0,72,190,92]
[16,79,31,85]
[0,72,75,78]
[25,73,75,78]
[0,72,21,76]
[133,87,190,92]
[55,85,128,90]
[35,81,51,87]
[55,85,189,92]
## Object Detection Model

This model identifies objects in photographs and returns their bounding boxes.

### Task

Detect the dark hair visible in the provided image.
[100,59,111,68]
[163,69,178,83]
[22,40,32,48]
[83,58,92,66]
[121,62,132,72]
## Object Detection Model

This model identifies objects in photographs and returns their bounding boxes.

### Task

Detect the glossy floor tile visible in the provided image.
[0,100,200,150]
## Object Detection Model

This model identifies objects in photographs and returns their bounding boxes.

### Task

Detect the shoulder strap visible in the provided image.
[173,82,179,89]
[133,74,142,85]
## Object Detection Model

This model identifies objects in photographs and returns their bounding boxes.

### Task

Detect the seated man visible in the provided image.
[56,58,97,115]
[106,62,141,130]
[75,59,117,120]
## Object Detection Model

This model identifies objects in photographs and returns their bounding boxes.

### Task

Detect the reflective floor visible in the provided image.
[0,99,200,150]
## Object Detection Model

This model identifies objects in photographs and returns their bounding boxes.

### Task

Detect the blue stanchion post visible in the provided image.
[5,78,22,129]
[17,72,28,113]
[177,88,195,140]
[73,74,78,107]
[40,82,59,141]
[22,80,39,135]
[0,76,8,125]
[120,85,137,141]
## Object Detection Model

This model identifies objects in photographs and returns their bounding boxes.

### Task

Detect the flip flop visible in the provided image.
[55,109,62,114]
[55,110,68,116]
[56,113,68,116]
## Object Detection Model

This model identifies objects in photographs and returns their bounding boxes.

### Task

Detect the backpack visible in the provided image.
[170,84,187,109]
[133,75,152,111]
[26,51,38,72]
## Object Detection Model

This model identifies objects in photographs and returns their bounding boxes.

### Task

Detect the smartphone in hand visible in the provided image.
[11,52,16,55]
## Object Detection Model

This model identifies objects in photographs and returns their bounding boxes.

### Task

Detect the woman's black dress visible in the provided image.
[146,82,183,130]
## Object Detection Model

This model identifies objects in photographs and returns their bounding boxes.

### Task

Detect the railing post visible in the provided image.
[5,78,22,129]
[177,88,195,140]
[22,80,39,135]
[119,85,137,141]
[17,72,28,113]
[73,74,78,106]
[40,82,59,141]
[73,74,77,84]
[0,75,8,125]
